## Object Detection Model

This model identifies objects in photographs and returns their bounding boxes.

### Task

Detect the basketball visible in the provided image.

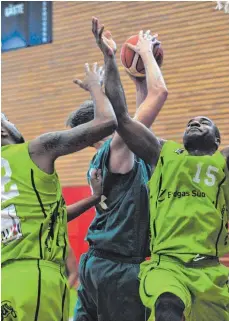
[120,34,164,77]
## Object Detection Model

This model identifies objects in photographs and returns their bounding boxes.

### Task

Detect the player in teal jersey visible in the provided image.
[95,19,229,321]
[66,19,168,321]
[1,63,117,321]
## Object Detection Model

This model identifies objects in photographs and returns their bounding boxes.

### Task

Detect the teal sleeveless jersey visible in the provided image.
[1,142,69,265]
[148,141,229,263]
[86,139,151,258]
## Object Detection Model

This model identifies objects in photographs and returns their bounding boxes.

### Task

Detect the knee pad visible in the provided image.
[155,292,185,321]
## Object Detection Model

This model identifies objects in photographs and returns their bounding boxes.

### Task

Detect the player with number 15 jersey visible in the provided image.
[147,140,229,262]
[104,56,229,320]
[139,139,229,321]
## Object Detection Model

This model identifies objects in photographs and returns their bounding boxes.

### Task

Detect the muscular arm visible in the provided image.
[104,54,162,166]
[108,41,167,173]
[29,82,117,174]
[221,146,229,169]
[67,195,100,222]
[133,50,168,127]
[109,79,147,174]
[92,19,163,166]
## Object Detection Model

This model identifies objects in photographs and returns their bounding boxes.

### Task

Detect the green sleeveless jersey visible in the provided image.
[148,141,229,263]
[1,142,69,265]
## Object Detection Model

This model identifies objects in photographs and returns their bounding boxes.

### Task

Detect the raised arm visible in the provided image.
[67,169,102,222]
[109,31,167,172]
[92,17,162,166]
[29,63,117,174]
[131,32,168,127]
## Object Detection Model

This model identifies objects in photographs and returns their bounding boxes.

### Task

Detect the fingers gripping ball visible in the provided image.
[120,35,163,77]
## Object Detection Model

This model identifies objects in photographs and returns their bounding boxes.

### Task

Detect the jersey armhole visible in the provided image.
[27,141,57,182]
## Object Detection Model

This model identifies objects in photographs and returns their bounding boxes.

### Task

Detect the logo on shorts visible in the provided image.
[1,301,17,320]
[192,254,206,262]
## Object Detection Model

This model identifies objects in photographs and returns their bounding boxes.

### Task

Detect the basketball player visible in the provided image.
[94,18,229,321]
[67,19,168,321]
[1,63,117,321]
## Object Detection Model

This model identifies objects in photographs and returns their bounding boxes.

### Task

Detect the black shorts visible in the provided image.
[74,249,149,321]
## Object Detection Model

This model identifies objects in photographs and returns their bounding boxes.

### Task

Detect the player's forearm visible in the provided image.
[104,56,128,119]
[134,90,167,128]
[135,79,148,109]
[133,52,168,128]
[141,51,167,93]
[38,118,116,157]
[67,195,101,222]
[30,116,117,174]
[117,114,161,165]
[42,86,117,159]
[89,83,117,122]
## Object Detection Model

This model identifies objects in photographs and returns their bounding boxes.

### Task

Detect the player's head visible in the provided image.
[1,113,25,146]
[66,100,94,127]
[66,100,113,149]
[183,116,220,153]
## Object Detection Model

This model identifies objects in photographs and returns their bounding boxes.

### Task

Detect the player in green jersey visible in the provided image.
[1,63,117,321]
[95,23,229,321]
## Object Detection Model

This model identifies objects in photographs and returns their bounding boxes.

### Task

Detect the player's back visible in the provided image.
[86,139,151,259]
[1,142,68,266]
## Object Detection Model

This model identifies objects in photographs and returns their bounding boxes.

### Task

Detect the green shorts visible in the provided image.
[1,259,70,321]
[139,254,229,321]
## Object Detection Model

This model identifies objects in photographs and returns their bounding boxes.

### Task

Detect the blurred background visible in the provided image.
[2,0,229,281]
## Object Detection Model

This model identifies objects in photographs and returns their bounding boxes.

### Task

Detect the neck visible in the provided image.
[186,146,216,156]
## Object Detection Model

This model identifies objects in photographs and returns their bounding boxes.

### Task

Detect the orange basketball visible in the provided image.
[120,34,163,77]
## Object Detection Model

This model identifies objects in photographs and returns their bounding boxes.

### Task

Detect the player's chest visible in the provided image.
[162,153,225,189]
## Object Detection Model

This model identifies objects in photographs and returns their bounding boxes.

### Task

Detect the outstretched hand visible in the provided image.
[92,16,117,57]
[73,62,104,91]
[127,30,160,57]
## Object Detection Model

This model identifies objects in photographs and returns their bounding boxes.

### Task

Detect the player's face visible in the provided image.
[183,116,218,150]
[1,114,25,145]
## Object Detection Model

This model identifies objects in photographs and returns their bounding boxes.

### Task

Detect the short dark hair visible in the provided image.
[66,100,94,128]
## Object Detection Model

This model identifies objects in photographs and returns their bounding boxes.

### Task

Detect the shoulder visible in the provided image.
[2,142,28,156]
[215,148,229,170]
[90,139,112,165]
[221,147,229,169]
[160,140,184,155]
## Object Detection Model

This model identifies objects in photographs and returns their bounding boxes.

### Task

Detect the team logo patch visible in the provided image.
[157,189,167,203]
[174,148,185,154]
[1,301,17,320]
